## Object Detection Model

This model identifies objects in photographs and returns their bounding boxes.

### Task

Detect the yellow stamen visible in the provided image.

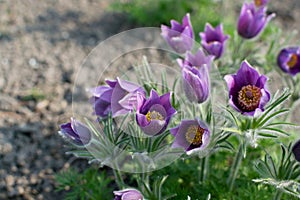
[185,125,205,145]
[254,0,262,6]
[146,111,164,122]
[287,54,298,69]
[238,85,262,112]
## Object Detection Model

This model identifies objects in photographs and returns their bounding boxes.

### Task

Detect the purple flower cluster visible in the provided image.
[161,14,229,60]
[90,78,146,118]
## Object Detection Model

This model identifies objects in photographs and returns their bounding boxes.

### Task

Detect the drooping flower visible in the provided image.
[254,0,268,7]
[237,2,275,39]
[136,89,176,136]
[292,139,300,162]
[59,118,92,146]
[114,189,143,200]
[224,60,270,116]
[161,13,194,54]
[170,118,210,155]
[181,64,210,104]
[199,23,229,59]
[90,78,146,118]
[177,49,214,70]
[89,80,115,118]
[277,47,300,76]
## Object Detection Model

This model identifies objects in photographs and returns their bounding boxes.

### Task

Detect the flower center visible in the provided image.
[146,110,164,122]
[238,85,262,112]
[254,0,262,6]
[287,54,298,69]
[185,125,205,146]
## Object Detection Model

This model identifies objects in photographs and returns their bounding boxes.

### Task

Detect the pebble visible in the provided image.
[30,174,38,185]
[6,175,15,187]
[36,100,49,111]
[0,142,13,154]
[17,186,25,194]
[29,58,38,69]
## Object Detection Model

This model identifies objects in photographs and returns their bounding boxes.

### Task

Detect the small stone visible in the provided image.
[29,58,38,69]
[11,166,17,172]
[30,174,38,185]
[36,100,49,111]
[6,175,15,187]
[0,142,13,154]
[22,168,30,175]
[17,186,24,194]
[45,186,52,193]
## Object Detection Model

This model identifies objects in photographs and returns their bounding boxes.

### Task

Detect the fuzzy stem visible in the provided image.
[112,165,125,189]
[232,36,245,67]
[273,190,282,200]
[199,156,210,183]
[227,141,244,191]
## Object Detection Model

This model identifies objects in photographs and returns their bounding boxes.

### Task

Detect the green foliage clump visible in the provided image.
[109,0,222,34]
[55,167,114,200]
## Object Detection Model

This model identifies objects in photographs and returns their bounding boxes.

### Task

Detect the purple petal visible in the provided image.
[293,140,300,162]
[236,60,260,86]
[140,119,166,136]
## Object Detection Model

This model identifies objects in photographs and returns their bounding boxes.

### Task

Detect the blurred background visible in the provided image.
[0,0,299,199]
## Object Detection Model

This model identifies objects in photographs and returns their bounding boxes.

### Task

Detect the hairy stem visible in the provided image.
[227,141,244,191]
[273,190,282,200]
[199,156,210,183]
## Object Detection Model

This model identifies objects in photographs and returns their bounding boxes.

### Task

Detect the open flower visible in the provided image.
[237,2,275,39]
[182,65,210,104]
[136,89,176,136]
[161,13,194,54]
[277,47,300,76]
[224,60,270,116]
[170,118,210,155]
[59,118,91,146]
[114,189,143,200]
[177,49,214,70]
[90,78,145,118]
[199,23,229,59]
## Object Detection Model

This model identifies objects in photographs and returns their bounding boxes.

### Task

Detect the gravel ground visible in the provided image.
[0,0,299,199]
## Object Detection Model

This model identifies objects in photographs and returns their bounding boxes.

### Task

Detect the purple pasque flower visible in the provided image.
[292,139,300,162]
[199,23,229,59]
[90,78,145,118]
[224,60,270,116]
[90,80,116,118]
[177,49,214,70]
[59,118,91,146]
[237,2,275,39]
[161,13,194,54]
[254,0,268,7]
[136,89,176,136]
[277,47,300,76]
[114,189,143,200]
[170,118,210,155]
[181,64,210,104]
[110,78,146,117]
